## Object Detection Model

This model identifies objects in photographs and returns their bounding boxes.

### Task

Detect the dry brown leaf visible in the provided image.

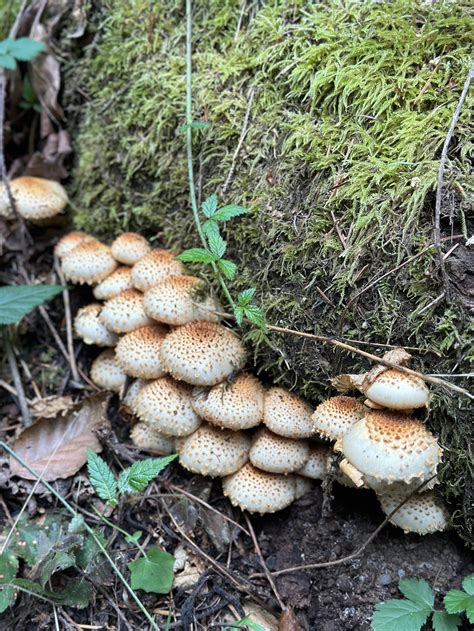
[10,394,110,481]
[30,394,74,419]
[279,608,302,631]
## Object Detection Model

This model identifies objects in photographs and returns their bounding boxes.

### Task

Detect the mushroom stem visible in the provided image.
[339,459,365,488]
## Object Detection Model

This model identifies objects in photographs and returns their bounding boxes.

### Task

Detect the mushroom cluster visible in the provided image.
[56,230,448,533]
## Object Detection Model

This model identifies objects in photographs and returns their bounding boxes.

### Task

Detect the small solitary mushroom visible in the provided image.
[111,232,151,265]
[115,325,168,379]
[99,289,152,333]
[249,428,310,474]
[131,249,185,292]
[377,489,448,534]
[93,266,133,300]
[0,176,68,220]
[61,241,118,285]
[130,422,176,455]
[74,303,118,347]
[312,396,366,441]
[90,349,127,394]
[54,231,96,259]
[263,387,314,438]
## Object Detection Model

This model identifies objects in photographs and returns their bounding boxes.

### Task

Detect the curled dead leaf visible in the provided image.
[30,394,74,419]
[10,394,110,481]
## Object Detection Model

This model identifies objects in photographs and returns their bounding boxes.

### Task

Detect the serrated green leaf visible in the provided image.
[86,449,118,505]
[0,552,18,584]
[234,305,244,326]
[0,585,15,613]
[212,204,249,222]
[125,530,143,544]
[217,258,237,280]
[0,54,16,69]
[0,38,13,54]
[462,574,474,596]
[242,305,266,328]
[202,219,220,240]
[207,231,227,258]
[118,455,177,495]
[444,590,473,614]
[371,599,430,631]
[128,547,175,594]
[237,288,256,306]
[399,579,434,609]
[0,285,64,325]
[9,37,46,61]
[432,611,462,631]
[68,514,86,534]
[176,248,216,264]
[201,194,218,218]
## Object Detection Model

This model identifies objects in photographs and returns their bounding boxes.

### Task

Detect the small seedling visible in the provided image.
[224,614,267,630]
[0,37,45,70]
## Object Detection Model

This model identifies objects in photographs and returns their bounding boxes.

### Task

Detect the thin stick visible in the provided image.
[8,0,28,38]
[3,328,32,426]
[55,261,81,383]
[222,87,255,195]
[433,62,474,301]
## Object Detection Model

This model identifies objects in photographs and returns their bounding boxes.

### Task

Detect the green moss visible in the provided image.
[64,0,473,544]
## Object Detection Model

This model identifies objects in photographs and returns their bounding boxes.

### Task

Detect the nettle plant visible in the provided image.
[0,37,45,70]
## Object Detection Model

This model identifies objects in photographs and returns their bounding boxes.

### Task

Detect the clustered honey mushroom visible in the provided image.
[54,227,448,534]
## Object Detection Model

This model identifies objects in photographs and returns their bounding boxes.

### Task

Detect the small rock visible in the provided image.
[377,574,392,586]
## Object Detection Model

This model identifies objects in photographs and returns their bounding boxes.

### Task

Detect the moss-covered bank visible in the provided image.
[64,1,473,543]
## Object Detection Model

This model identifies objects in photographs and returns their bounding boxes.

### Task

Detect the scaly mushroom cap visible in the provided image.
[378,490,448,534]
[364,369,429,410]
[143,275,219,325]
[249,429,310,474]
[130,422,176,455]
[222,464,296,514]
[298,445,331,480]
[99,289,152,333]
[122,378,148,415]
[54,231,96,259]
[312,396,365,441]
[74,303,118,347]
[115,325,168,379]
[134,376,202,437]
[295,476,314,499]
[341,410,442,488]
[93,266,133,300]
[90,349,127,393]
[177,423,251,477]
[61,241,118,285]
[0,176,68,220]
[263,387,314,438]
[130,249,185,291]
[160,321,247,386]
[111,232,151,265]
[191,373,264,430]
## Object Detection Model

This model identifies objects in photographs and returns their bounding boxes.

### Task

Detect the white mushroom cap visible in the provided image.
[54,231,96,259]
[295,476,314,499]
[312,396,365,441]
[122,378,148,415]
[99,289,153,333]
[177,423,251,477]
[263,387,314,438]
[115,325,168,379]
[0,176,68,220]
[341,410,442,488]
[249,429,310,474]
[111,232,151,265]
[377,489,448,534]
[222,464,296,514]
[134,376,202,437]
[364,369,429,410]
[131,249,185,291]
[93,266,133,300]
[160,321,247,386]
[74,303,118,347]
[90,349,127,393]
[130,422,176,455]
[297,445,331,480]
[191,373,264,430]
[61,241,118,285]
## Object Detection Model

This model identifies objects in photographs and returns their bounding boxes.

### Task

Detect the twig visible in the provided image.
[3,328,32,426]
[55,260,81,384]
[8,0,28,38]
[433,62,474,302]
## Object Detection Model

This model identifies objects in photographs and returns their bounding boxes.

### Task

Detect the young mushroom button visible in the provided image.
[74,303,118,347]
[263,387,314,438]
[377,490,448,534]
[249,428,310,474]
[131,249,185,291]
[61,241,118,285]
[93,267,133,300]
[312,396,366,441]
[115,325,168,379]
[111,232,151,265]
[130,423,176,456]
[90,349,127,394]
[99,289,152,333]
[54,231,97,259]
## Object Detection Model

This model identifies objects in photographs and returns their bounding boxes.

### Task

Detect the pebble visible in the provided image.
[377,573,392,586]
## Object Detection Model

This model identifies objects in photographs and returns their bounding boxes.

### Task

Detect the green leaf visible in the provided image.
[243,304,266,328]
[212,204,249,222]
[201,194,218,218]
[14,578,92,609]
[128,547,175,594]
[217,258,237,280]
[0,586,15,613]
[444,590,473,614]
[68,514,86,534]
[0,38,12,54]
[176,248,216,264]
[9,37,46,61]
[125,530,143,544]
[462,574,474,596]
[224,614,267,630]
[86,449,118,506]
[118,455,177,495]
[0,54,16,69]
[76,530,106,571]
[432,611,462,631]
[207,231,226,258]
[399,579,434,609]
[371,599,431,631]
[0,552,18,584]
[39,551,75,587]
[234,305,244,326]
[0,285,64,325]
[202,219,220,240]
[237,288,256,306]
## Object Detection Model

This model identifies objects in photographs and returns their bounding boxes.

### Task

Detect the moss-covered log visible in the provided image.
[64,0,473,542]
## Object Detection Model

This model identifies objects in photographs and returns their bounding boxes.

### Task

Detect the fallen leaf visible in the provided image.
[242,602,279,631]
[10,394,110,481]
[30,395,74,419]
[173,546,206,590]
[279,608,302,631]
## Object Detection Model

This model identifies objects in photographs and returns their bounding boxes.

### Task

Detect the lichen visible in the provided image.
[63,0,473,544]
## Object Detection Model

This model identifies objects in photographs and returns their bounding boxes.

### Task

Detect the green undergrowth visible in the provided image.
[63,0,473,543]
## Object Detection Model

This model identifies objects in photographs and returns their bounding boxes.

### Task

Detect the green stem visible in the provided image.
[0,442,159,631]
[92,506,148,559]
[185,0,236,311]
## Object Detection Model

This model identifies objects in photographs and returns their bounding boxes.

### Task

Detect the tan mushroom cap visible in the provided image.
[249,429,310,474]
[74,303,118,347]
[341,410,442,489]
[115,325,168,379]
[122,378,148,415]
[143,275,219,326]
[378,490,448,534]
[364,369,429,410]
[99,289,152,333]
[263,387,314,438]
[54,231,96,259]
[130,422,176,455]
[0,176,68,220]
[134,376,202,437]
[298,444,331,480]
[191,373,264,430]
[160,321,247,386]
[222,464,296,514]
[131,249,185,291]
[61,241,118,285]
[111,232,151,265]
[177,423,251,477]
[90,349,127,393]
[93,266,133,300]
[312,396,365,441]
